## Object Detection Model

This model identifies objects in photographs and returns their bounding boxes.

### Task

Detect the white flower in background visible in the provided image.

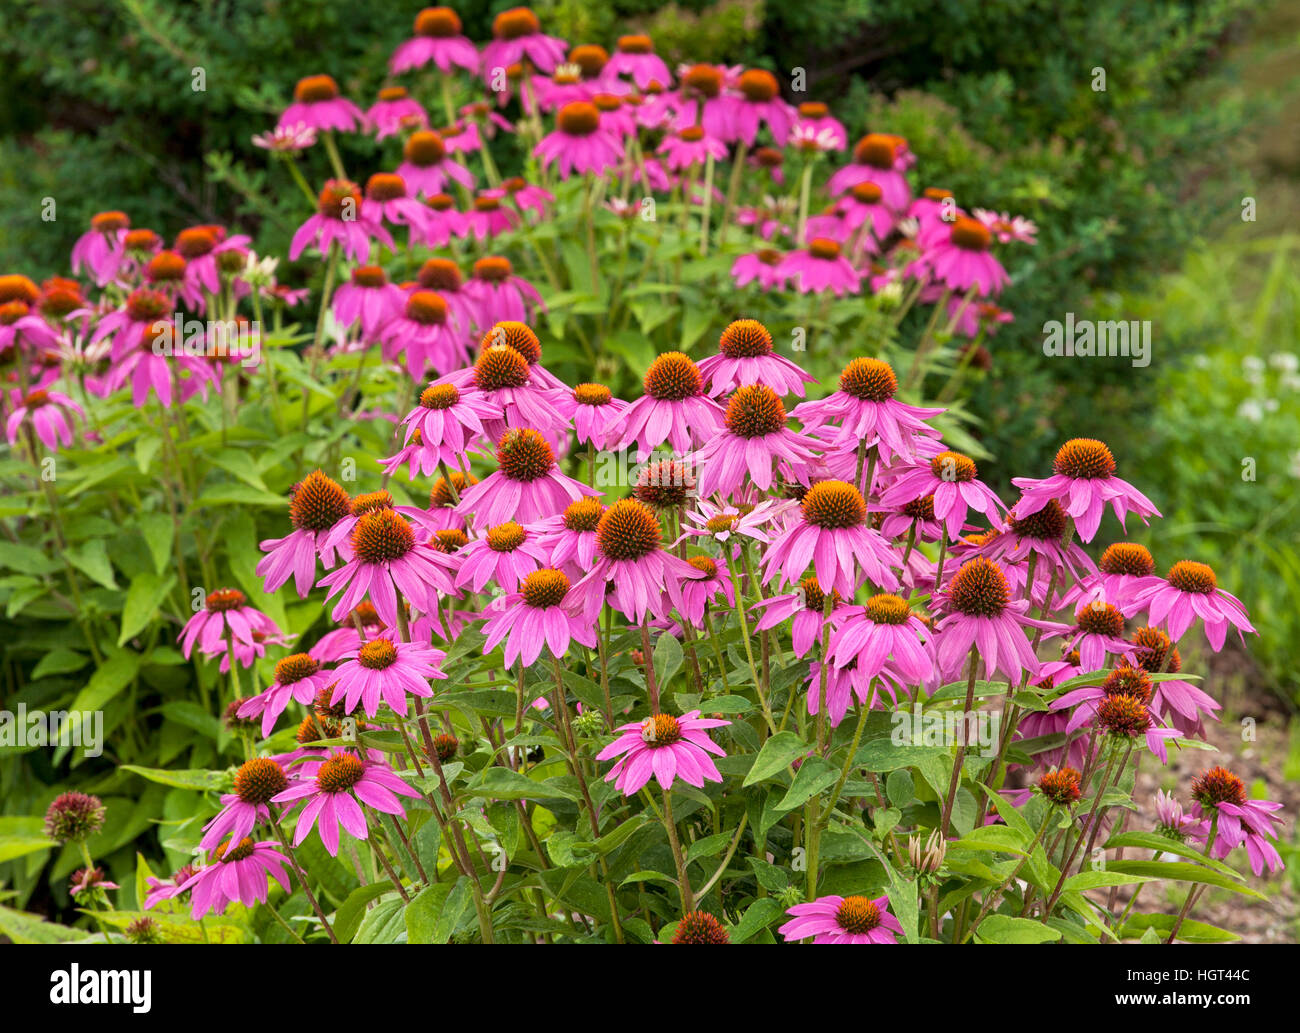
[1289,449,1300,479]
[1267,352,1299,372]
[241,253,279,288]
[1236,399,1264,423]
[252,122,317,153]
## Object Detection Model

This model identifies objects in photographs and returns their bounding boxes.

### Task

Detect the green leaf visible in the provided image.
[1118,913,1241,944]
[974,915,1063,944]
[0,905,83,943]
[0,835,54,864]
[464,766,578,801]
[66,538,118,589]
[67,651,141,731]
[0,541,59,576]
[685,831,732,864]
[139,513,174,575]
[335,884,398,943]
[730,898,784,943]
[118,572,173,645]
[653,631,684,691]
[354,898,407,943]
[775,757,838,811]
[1063,870,1161,892]
[885,769,914,807]
[406,877,471,944]
[741,731,809,787]
[1101,831,1245,880]
[1103,859,1265,898]
[31,648,90,680]
[121,764,231,792]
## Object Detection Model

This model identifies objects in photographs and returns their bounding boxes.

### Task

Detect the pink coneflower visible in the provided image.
[753,577,845,658]
[96,321,216,409]
[174,225,250,297]
[530,64,596,113]
[597,710,729,795]
[605,34,672,88]
[879,450,1004,542]
[257,470,352,596]
[455,428,596,532]
[480,7,567,81]
[329,638,446,717]
[397,381,498,467]
[496,175,554,219]
[1053,599,1134,670]
[975,500,1097,599]
[606,351,724,460]
[411,258,474,330]
[837,181,895,244]
[199,757,288,851]
[1011,438,1160,543]
[180,839,293,919]
[673,554,736,627]
[290,180,393,263]
[381,290,467,378]
[726,69,795,146]
[1062,542,1157,612]
[333,265,406,340]
[761,480,900,595]
[390,8,479,75]
[674,64,736,140]
[555,382,626,448]
[1188,769,1284,877]
[179,588,282,660]
[1154,788,1205,839]
[749,145,787,185]
[913,216,1009,296]
[278,75,366,133]
[780,893,902,944]
[731,249,788,290]
[779,238,861,296]
[534,101,624,179]
[70,211,130,286]
[5,387,82,451]
[909,188,958,242]
[67,866,117,900]
[273,749,419,856]
[252,122,318,152]
[696,318,816,398]
[571,499,705,624]
[1122,560,1255,651]
[90,286,171,360]
[436,121,483,157]
[532,497,604,579]
[481,568,598,666]
[950,298,1014,339]
[318,509,456,627]
[793,101,847,150]
[142,865,198,910]
[463,256,544,326]
[974,208,1038,245]
[830,593,932,683]
[657,125,727,172]
[454,521,550,593]
[829,134,913,208]
[1130,626,1220,734]
[397,130,475,195]
[933,558,1053,681]
[317,490,431,565]
[363,173,432,239]
[691,384,821,497]
[238,652,335,737]
[440,341,568,444]
[463,195,521,240]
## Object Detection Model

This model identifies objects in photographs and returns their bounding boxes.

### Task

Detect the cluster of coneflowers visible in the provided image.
[6,6,1284,944]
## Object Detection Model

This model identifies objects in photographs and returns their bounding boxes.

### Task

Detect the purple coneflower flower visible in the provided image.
[390,8,479,76]
[480,7,567,81]
[238,653,334,737]
[257,469,352,597]
[1122,560,1255,651]
[290,180,393,263]
[454,521,550,593]
[779,238,861,296]
[696,318,816,398]
[879,450,1004,542]
[278,75,366,133]
[71,211,129,286]
[761,480,900,595]
[398,130,475,195]
[1011,438,1160,543]
[604,34,672,89]
[200,757,288,851]
[830,593,932,683]
[273,749,419,856]
[330,637,446,717]
[596,710,729,795]
[535,101,624,179]
[333,265,406,341]
[179,588,282,660]
[779,893,902,944]
[606,351,724,460]
[753,577,845,658]
[5,386,83,452]
[691,384,821,498]
[381,290,467,379]
[933,557,1054,681]
[180,839,292,918]
[463,256,543,326]
[455,428,596,532]
[481,568,598,667]
[828,133,913,209]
